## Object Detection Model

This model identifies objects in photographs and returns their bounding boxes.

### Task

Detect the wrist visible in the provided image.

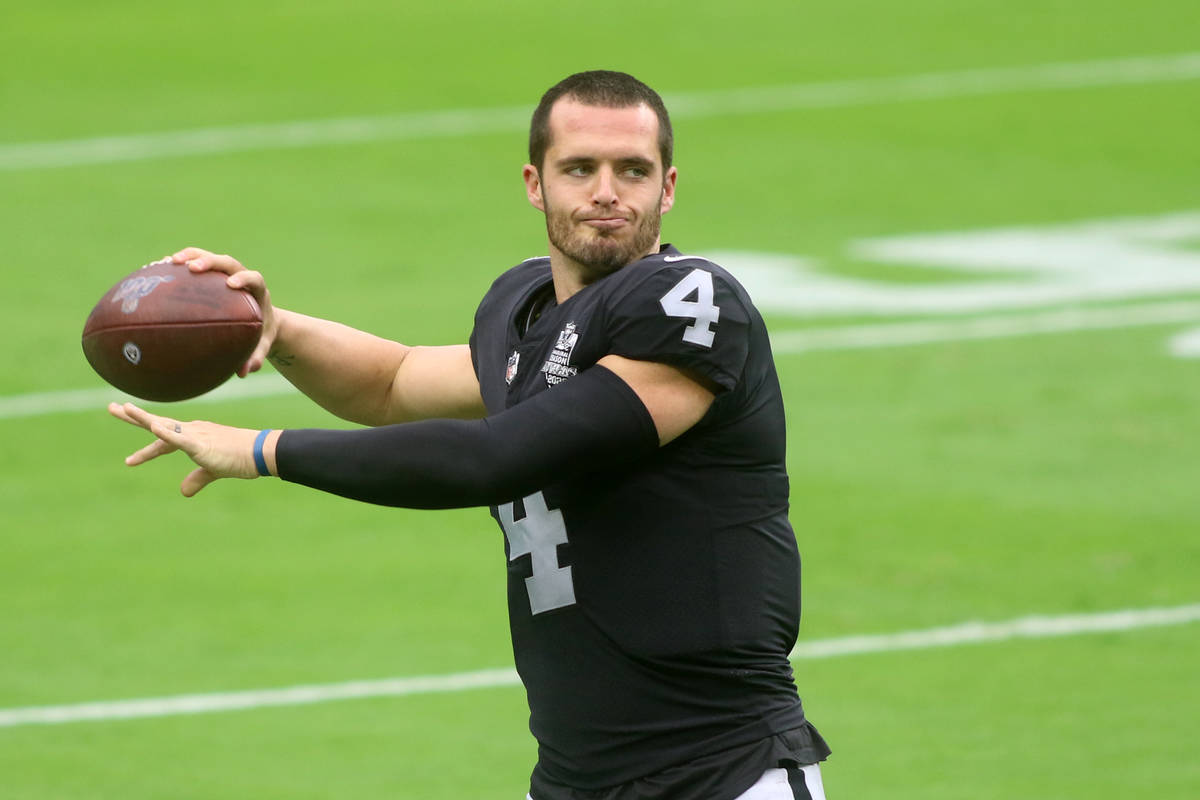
[253,429,283,477]
[266,309,297,369]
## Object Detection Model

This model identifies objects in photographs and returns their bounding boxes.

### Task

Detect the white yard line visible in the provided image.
[0,372,291,421]
[3,52,1199,170]
[768,300,1200,354]
[789,604,1200,659]
[0,669,523,729]
[1,604,1196,729]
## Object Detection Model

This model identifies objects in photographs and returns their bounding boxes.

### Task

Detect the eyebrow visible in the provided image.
[554,155,657,170]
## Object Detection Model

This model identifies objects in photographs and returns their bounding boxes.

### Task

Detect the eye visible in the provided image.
[565,164,591,177]
[624,166,648,178]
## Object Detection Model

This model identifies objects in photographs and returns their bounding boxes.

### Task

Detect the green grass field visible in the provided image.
[3,1,1199,797]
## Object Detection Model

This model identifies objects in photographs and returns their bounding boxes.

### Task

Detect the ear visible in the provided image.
[523,164,545,212]
[660,166,678,215]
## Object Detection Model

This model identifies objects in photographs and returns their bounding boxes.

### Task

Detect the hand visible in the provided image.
[109,402,268,497]
[170,247,279,378]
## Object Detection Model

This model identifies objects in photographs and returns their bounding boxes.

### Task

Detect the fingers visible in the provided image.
[167,248,278,381]
[110,402,168,433]
[126,436,178,466]
[237,354,261,378]
[171,247,246,278]
[108,401,168,433]
[239,332,276,377]
[146,418,192,457]
[169,246,208,263]
[181,467,219,497]
[108,401,139,426]
[107,402,252,497]
[226,268,273,320]
[224,268,264,293]
[109,401,183,467]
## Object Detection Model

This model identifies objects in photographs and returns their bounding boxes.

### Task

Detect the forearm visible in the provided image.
[264,309,409,425]
[268,310,483,426]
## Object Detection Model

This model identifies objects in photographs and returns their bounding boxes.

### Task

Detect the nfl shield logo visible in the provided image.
[505,351,520,385]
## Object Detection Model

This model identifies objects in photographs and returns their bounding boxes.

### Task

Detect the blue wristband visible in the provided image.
[253,429,272,477]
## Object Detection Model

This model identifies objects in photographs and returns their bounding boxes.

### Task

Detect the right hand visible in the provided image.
[171,247,280,377]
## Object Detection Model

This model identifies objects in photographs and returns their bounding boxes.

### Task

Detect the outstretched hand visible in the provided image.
[109,402,270,497]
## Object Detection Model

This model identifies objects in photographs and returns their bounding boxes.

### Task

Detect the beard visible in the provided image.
[543,193,663,278]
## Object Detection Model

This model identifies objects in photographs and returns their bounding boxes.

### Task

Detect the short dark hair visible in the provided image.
[528,70,674,171]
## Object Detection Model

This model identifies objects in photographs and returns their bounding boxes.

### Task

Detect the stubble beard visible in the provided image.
[544,193,664,279]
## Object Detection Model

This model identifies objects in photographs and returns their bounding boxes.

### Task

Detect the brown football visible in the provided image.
[82,258,263,401]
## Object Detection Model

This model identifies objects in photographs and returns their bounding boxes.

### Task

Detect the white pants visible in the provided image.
[734,764,827,799]
[525,763,827,800]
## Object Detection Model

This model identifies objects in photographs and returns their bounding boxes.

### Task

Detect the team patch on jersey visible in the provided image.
[540,322,580,385]
[506,350,520,385]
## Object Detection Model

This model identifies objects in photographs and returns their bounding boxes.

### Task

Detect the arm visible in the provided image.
[108,358,714,499]
[595,354,715,445]
[268,309,484,425]
[173,247,486,426]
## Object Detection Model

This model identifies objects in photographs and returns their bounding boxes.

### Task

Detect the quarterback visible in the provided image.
[110,71,830,800]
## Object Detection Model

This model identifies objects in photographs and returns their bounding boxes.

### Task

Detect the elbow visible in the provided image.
[456,450,547,508]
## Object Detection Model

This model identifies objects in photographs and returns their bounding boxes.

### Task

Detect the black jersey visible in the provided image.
[469,245,827,797]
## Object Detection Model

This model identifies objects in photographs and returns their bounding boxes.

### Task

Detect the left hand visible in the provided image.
[108,402,264,497]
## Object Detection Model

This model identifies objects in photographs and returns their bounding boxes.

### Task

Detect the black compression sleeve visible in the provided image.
[274,365,658,509]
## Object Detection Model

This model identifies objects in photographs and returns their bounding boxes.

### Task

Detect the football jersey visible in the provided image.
[468,245,825,795]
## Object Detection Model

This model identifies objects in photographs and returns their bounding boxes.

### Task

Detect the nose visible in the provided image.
[592,166,617,206]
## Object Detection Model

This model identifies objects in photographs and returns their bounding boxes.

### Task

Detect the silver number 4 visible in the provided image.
[499,492,577,615]
[659,268,719,347]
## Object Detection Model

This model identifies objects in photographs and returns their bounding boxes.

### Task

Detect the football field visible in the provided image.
[3,1,1199,797]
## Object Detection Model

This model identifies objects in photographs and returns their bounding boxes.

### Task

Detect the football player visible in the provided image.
[110,70,831,800]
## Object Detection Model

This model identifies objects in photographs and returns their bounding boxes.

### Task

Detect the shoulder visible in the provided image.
[481,257,552,304]
[602,245,757,329]
[598,246,758,393]
[602,246,753,314]
[475,257,552,321]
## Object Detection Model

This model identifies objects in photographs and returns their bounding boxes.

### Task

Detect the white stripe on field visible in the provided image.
[1,604,1196,729]
[769,300,1200,354]
[0,372,292,420]
[3,51,1199,170]
[0,668,522,729]
[789,604,1200,659]
[8,300,1200,422]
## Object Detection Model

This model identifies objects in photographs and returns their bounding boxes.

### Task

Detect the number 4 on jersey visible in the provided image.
[499,492,576,615]
[659,268,719,347]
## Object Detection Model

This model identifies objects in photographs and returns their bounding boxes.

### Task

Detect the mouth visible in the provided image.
[580,217,630,231]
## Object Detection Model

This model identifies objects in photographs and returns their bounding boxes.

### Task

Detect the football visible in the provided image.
[81,258,263,401]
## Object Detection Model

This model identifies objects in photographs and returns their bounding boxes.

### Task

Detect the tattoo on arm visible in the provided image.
[268,349,296,368]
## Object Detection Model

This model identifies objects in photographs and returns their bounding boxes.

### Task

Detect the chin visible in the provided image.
[547,211,661,276]
[577,244,642,274]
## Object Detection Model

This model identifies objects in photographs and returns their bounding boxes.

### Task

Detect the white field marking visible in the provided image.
[0,604,1196,729]
[722,212,1200,316]
[1166,326,1200,358]
[0,372,292,421]
[3,52,1199,170]
[7,300,1199,423]
[0,669,523,729]
[768,300,1200,354]
[788,604,1200,659]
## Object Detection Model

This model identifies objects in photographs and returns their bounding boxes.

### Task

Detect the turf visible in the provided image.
[2,1,1198,797]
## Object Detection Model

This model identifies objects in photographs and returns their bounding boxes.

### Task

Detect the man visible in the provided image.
[111,71,831,799]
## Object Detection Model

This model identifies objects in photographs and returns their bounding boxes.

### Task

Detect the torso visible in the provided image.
[469,245,821,795]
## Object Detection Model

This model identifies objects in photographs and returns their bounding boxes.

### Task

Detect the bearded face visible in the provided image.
[524,99,677,288]
[542,187,665,278]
